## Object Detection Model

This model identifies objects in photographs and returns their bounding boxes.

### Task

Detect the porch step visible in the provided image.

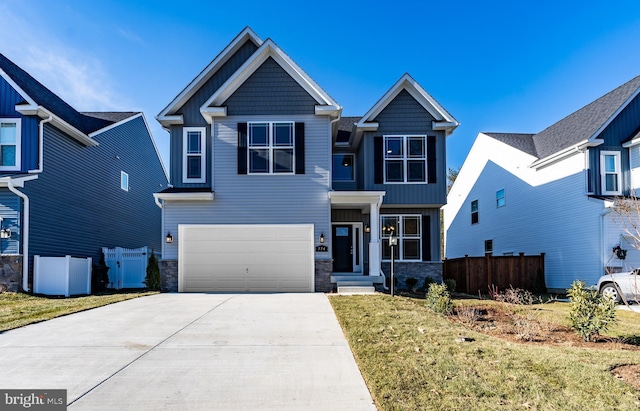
[337,284,376,295]
[331,275,385,284]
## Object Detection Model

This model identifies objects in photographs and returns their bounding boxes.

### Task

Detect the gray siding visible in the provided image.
[224,58,317,116]
[352,89,448,205]
[23,116,167,269]
[0,191,21,254]
[162,114,331,260]
[0,76,39,172]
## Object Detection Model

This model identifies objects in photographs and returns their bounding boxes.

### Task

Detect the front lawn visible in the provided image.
[330,294,640,411]
[0,291,157,332]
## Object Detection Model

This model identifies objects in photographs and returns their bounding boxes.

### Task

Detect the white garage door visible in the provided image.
[179,224,314,292]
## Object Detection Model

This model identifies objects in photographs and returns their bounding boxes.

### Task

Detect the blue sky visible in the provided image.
[1,0,639,171]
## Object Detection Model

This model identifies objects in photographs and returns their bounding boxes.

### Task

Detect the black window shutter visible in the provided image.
[422,215,431,261]
[295,122,305,174]
[374,136,383,184]
[427,136,436,183]
[237,123,247,174]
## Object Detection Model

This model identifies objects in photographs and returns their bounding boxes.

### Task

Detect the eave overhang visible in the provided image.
[0,175,39,188]
[15,104,98,147]
[529,140,600,169]
[153,191,215,202]
[329,190,385,212]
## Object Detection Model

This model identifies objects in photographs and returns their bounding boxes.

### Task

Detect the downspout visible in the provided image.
[7,180,29,292]
[29,115,53,174]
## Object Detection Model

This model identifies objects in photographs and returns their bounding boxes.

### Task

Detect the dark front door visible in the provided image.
[333,225,353,272]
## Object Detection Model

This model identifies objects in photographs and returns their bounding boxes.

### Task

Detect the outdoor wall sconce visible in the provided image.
[0,228,10,239]
[364,225,370,233]
[165,232,173,243]
[319,233,325,243]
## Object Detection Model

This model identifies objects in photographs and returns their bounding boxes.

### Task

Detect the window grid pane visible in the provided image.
[249,123,269,146]
[385,137,403,158]
[249,149,269,173]
[273,123,293,147]
[273,149,293,173]
[187,131,201,154]
[407,160,426,182]
[385,161,403,182]
[0,123,17,144]
[408,137,425,158]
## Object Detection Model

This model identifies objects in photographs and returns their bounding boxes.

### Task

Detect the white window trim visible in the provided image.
[0,118,21,171]
[380,214,422,262]
[182,127,206,183]
[383,135,427,184]
[120,171,129,191]
[600,151,622,195]
[332,153,355,182]
[247,121,295,175]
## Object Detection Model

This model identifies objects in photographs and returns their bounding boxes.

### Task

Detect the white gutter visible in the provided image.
[7,180,29,292]
[29,115,53,174]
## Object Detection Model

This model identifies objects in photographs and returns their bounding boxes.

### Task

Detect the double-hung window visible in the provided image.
[384,135,426,183]
[471,200,479,224]
[248,122,294,174]
[381,215,422,261]
[600,151,621,195]
[0,119,21,171]
[183,127,206,183]
[496,189,505,207]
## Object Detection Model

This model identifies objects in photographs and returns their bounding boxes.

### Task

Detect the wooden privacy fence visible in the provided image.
[444,253,545,295]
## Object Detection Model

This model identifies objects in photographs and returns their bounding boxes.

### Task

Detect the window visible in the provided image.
[600,151,621,195]
[484,239,493,255]
[496,189,505,207]
[381,215,422,261]
[248,122,294,174]
[384,135,426,183]
[471,200,479,224]
[0,119,21,171]
[120,171,129,191]
[333,154,355,181]
[183,127,206,183]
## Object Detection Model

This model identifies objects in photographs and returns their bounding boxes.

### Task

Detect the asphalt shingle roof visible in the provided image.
[482,133,537,157]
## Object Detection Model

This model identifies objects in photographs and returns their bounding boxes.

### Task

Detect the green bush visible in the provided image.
[444,278,457,293]
[567,280,617,342]
[425,283,454,315]
[405,277,418,291]
[419,276,436,292]
[144,250,161,291]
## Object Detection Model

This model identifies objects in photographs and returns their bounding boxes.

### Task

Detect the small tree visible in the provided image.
[567,280,617,342]
[425,283,454,315]
[144,249,161,291]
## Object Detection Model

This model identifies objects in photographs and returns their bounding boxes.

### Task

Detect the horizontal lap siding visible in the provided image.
[162,115,331,260]
[0,191,20,254]
[24,118,167,264]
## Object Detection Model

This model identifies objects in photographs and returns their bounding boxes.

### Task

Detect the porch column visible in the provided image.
[369,201,381,277]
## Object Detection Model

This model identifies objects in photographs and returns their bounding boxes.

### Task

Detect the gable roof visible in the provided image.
[200,37,340,122]
[156,27,263,126]
[482,133,538,157]
[356,73,459,136]
[0,53,134,146]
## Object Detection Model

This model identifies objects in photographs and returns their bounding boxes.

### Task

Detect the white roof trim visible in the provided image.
[88,112,139,137]
[154,191,214,201]
[356,73,459,135]
[200,39,340,116]
[157,27,263,125]
[0,68,38,106]
[15,105,98,147]
[529,140,600,169]
[329,190,386,206]
[200,107,228,124]
[588,86,640,145]
[0,175,39,188]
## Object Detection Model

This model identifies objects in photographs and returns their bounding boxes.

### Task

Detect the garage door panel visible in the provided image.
[179,224,314,293]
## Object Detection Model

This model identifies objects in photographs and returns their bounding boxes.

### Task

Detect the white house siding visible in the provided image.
[605,210,640,271]
[162,114,331,261]
[445,134,610,290]
[629,145,640,191]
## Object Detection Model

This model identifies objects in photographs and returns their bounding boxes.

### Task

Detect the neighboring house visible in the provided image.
[0,53,168,292]
[155,27,458,293]
[444,75,640,291]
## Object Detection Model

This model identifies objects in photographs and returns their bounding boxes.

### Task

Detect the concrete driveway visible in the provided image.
[0,293,376,410]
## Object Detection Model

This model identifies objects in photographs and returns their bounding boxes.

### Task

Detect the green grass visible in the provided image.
[0,291,157,332]
[330,294,640,411]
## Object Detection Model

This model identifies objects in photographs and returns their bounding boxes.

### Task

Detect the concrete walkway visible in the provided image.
[0,293,376,410]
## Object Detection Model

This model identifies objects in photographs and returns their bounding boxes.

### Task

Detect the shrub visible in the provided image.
[444,278,457,293]
[490,286,533,305]
[425,283,454,315]
[405,277,418,291]
[567,280,617,342]
[144,249,161,291]
[419,276,436,292]
[534,267,547,294]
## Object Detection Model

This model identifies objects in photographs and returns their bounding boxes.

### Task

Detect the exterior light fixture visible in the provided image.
[320,233,325,244]
[165,232,173,243]
[364,224,370,233]
[0,228,10,239]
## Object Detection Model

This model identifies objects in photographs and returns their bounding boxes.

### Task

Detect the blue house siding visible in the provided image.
[0,191,21,254]
[0,76,39,172]
[23,117,166,269]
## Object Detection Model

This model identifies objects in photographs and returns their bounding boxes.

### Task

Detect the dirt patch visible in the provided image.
[612,365,640,391]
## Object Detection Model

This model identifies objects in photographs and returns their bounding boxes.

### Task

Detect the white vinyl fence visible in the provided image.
[103,246,156,289]
[33,255,92,297]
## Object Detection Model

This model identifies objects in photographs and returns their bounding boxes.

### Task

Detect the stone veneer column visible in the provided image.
[160,260,178,292]
[314,260,333,292]
[0,256,23,292]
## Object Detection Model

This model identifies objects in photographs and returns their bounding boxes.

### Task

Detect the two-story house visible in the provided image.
[154,27,458,292]
[444,75,640,292]
[0,53,168,292]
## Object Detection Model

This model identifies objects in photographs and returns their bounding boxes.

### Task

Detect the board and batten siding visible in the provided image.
[23,117,167,267]
[361,89,447,205]
[0,76,39,172]
[446,156,607,290]
[0,191,21,254]
[162,114,331,261]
